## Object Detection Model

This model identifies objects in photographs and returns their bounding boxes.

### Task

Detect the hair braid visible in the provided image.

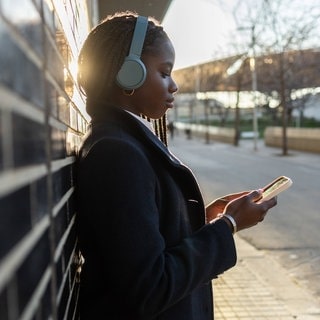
[140,115,168,147]
[154,116,168,147]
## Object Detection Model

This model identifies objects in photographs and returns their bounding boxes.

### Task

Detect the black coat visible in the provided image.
[76,107,236,320]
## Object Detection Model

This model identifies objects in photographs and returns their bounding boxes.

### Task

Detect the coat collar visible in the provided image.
[89,106,184,167]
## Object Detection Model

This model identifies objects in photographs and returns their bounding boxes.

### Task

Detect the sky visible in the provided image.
[162,0,320,70]
[162,0,237,69]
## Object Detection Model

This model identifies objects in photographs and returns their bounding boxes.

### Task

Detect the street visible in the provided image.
[169,133,320,300]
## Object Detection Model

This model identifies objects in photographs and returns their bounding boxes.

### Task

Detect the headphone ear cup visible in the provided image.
[116,55,146,90]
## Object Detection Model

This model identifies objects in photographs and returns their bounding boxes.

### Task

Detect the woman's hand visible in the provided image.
[223,190,277,232]
[206,190,277,232]
[206,191,249,222]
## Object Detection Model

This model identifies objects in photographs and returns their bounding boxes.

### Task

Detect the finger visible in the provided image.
[263,196,278,209]
[247,189,263,202]
[259,210,268,222]
[222,191,250,201]
[257,197,277,221]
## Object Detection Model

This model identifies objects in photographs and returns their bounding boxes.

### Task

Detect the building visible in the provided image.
[171,49,320,127]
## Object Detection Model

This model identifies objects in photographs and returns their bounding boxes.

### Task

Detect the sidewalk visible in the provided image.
[214,235,320,319]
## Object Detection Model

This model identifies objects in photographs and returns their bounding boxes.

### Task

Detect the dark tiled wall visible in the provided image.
[0,1,90,319]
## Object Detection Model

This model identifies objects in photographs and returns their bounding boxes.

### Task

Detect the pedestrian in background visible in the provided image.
[76,11,277,319]
[167,120,175,139]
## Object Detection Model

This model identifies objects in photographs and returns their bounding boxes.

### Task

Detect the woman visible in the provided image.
[76,11,277,319]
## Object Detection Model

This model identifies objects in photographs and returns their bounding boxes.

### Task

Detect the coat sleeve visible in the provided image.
[77,138,236,318]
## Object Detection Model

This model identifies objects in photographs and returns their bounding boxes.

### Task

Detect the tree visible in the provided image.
[230,0,320,155]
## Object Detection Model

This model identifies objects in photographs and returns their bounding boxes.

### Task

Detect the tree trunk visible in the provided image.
[279,53,288,155]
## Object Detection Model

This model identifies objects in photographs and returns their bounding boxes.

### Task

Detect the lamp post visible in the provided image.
[249,26,259,151]
[236,25,259,151]
[226,26,259,150]
[226,54,247,146]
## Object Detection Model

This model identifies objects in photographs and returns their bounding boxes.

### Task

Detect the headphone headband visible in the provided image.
[116,16,148,90]
[129,16,148,57]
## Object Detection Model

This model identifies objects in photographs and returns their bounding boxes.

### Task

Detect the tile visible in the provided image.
[12,114,46,167]
[0,186,31,259]
[51,127,66,159]
[30,176,49,221]
[47,82,59,118]
[0,289,9,320]
[46,38,64,87]
[57,278,69,320]
[0,20,44,108]
[16,230,50,315]
[66,129,80,155]
[52,165,72,204]
[39,280,52,319]
[0,111,3,171]
[43,0,56,34]
[1,0,43,57]
[54,203,68,247]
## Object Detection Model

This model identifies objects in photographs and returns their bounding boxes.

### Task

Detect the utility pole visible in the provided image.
[250,25,259,151]
[234,25,259,151]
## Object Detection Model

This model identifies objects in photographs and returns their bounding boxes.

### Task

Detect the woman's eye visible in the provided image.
[161,72,170,78]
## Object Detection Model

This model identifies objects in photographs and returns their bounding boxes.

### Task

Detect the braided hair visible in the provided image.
[78,11,169,146]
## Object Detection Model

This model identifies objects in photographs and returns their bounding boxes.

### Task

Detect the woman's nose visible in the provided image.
[170,78,178,93]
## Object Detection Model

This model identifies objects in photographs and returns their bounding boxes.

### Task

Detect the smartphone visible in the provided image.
[257,176,293,203]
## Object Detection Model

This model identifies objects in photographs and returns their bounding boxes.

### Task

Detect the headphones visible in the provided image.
[116,16,148,90]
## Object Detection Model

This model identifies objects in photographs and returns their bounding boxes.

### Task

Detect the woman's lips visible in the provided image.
[166,99,174,108]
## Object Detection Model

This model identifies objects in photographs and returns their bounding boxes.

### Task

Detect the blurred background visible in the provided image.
[163,0,320,154]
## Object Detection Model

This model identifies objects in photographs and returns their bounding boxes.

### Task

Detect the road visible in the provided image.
[169,133,320,300]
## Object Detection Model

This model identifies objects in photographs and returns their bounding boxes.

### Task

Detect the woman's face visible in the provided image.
[128,38,178,119]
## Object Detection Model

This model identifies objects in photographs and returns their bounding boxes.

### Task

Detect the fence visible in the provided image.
[264,127,320,153]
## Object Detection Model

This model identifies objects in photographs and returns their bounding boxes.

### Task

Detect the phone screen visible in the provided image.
[263,177,289,198]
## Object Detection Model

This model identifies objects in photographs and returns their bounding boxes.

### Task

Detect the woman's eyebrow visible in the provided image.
[161,62,174,70]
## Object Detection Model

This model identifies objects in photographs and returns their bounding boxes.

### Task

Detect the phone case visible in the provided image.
[259,176,293,202]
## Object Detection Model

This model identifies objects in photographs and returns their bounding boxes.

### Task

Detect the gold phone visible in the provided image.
[257,176,293,203]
